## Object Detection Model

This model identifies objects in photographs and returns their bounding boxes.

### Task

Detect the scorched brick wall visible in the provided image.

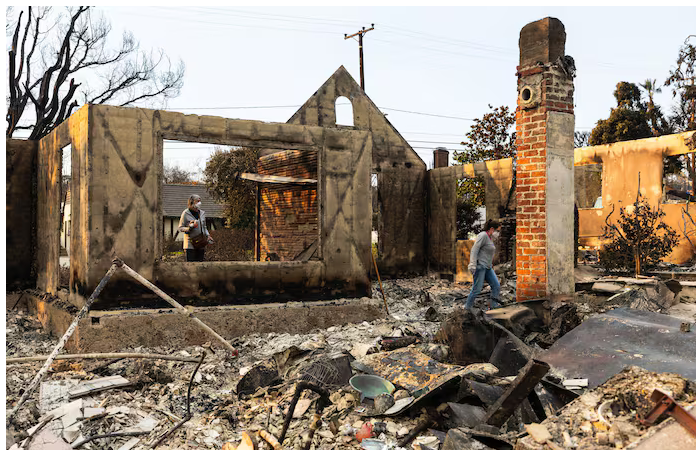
[257,150,318,261]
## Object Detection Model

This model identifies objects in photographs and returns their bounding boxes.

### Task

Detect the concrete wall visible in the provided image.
[6,139,38,289]
[42,104,371,307]
[22,292,384,353]
[576,131,696,264]
[288,66,426,275]
[427,159,514,273]
[575,164,602,208]
[36,108,89,295]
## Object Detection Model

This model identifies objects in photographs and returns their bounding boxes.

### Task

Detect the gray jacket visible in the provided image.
[178,209,210,250]
[468,231,496,271]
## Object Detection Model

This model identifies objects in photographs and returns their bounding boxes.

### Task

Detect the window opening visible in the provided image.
[575,164,603,209]
[161,140,243,260]
[335,96,354,126]
[371,173,380,258]
[663,154,693,204]
[60,144,71,287]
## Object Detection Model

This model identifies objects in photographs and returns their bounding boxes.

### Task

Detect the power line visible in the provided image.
[380,107,474,121]
[125,7,654,71]
[162,104,476,120]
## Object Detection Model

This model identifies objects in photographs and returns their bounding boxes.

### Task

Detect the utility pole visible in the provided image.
[345,24,374,91]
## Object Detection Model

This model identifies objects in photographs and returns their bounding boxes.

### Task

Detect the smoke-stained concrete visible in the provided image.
[288,66,426,276]
[34,104,372,307]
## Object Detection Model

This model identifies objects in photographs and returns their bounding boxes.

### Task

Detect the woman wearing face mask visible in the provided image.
[465,219,502,310]
[178,194,214,262]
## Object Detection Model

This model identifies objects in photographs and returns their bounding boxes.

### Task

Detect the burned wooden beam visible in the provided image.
[484,359,550,427]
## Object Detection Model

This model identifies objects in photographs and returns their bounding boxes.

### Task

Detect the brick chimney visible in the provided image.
[433,147,449,168]
[515,17,575,301]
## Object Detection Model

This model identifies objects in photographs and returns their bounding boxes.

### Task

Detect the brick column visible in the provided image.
[515,17,575,301]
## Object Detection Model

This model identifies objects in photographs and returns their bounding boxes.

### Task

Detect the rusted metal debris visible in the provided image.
[484,359,550,427]
[362,347,468,396]
[641,388,696,438]
[379,336,418,351]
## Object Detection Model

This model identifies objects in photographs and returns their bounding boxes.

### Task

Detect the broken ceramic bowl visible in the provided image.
[360,438,388,450]
[349,374,395,399]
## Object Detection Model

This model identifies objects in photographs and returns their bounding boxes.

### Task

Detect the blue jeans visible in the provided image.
[465,267,501,310]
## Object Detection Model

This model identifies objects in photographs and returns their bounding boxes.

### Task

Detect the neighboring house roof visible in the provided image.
[162,184,226,218]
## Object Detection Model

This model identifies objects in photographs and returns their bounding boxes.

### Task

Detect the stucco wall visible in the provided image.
[6,138,38,289]
[288,66,426,275]
[576,132,696,264]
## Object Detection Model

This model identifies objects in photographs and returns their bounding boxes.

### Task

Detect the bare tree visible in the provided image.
[7,6,185,140]
[163,163,194,184]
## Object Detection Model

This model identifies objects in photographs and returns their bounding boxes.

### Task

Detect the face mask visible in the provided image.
[492,231,501,240]
[195,202,202,209]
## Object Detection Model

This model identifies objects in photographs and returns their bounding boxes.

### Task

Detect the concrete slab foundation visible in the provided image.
[19,291,385,353]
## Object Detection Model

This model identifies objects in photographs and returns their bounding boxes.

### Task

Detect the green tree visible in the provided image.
[6,6,184,139]
[665,37,696,193]
[204,146,259,229]
[453,104,516,208]
[666,37,696,132]
[639,79,672,136]
[590,82,652,146]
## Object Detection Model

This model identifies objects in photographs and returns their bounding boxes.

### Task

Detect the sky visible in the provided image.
[8,6,696,177]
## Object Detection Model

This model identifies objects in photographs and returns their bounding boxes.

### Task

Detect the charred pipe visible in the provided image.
[279,381,331,444]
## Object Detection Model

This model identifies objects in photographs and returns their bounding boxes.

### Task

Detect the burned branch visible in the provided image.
[6,6,184,140]
[680,203,696,252]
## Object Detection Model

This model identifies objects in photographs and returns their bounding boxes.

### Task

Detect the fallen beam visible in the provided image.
[484,359,550,427]
[116,259,238,356]
[6,352,201,364]
[7,262,120,423]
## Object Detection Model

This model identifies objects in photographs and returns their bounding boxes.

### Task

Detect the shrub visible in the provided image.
[205,228,255,261]
[599,194,679,274]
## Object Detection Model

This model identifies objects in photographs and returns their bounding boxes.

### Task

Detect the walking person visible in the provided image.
[465,219,502,310]
[178,194,214,262]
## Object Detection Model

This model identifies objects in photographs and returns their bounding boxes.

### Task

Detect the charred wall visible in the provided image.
[44,104,372,307]
[6,138,38,289]
[288,66,426,275]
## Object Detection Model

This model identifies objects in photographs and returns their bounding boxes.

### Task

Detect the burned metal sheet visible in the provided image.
[362,347,467,397]
[362,347,469,416]
[542,308,696,389]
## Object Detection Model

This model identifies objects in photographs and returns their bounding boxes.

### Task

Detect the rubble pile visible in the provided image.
[6,273,696,450]
[516,366,696,449]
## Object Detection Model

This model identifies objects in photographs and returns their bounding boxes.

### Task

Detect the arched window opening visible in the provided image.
[335,96,354,126]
